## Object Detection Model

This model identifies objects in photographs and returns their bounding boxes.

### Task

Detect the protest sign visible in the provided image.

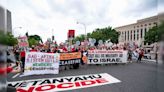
[90,38,96,46]
[68,30,75,38]
[84,40,89,46]
[87,50,128,64]
[8,73,121,92]
[60,52,81,65]
[17,36,29,48]
[76,41,80,46]
[98,40,103,45]
[23,52,60,76]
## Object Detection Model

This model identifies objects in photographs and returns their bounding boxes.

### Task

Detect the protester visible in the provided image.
[20,48,26,72]
[128,49,132,62]
[54,47,60,53]
[30,46,37,52]
[132,50,139,61]
[71,45,76,52]
[14,49,19,61]
[62,46,68,52]
[7,38,149,74]
[137,49,144,63]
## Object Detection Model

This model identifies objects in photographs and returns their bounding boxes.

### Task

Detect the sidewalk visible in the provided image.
[142,59,164,64]
[142,59,156,62]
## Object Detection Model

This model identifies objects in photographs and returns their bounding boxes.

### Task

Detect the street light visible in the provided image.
[77,21,87,40]
[52,29,54,41]
[12,27,22,37]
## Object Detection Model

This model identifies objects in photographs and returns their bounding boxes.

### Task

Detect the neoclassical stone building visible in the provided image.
[115,13,164,47]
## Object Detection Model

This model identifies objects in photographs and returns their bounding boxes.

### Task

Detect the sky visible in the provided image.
[0,0,163,43]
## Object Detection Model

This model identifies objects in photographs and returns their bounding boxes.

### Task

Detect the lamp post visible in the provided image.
[52,29,54,41]
[12,27,22,37]
[77,21,87,40]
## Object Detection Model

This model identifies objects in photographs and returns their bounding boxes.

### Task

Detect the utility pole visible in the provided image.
[52,29,54,42]
[77,21,87,40]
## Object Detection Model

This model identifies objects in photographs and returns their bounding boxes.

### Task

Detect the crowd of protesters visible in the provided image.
[0,40,149,76]
[0,42,155,92]
[10,42,145,70]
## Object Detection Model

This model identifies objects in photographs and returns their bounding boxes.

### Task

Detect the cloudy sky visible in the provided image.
[0,0,163,43]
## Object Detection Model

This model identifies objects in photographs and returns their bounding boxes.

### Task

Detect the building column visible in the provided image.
[126,31,128,43]
[131,30,133,42]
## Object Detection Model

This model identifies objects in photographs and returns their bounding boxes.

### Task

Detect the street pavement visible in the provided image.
[7,61,164,92]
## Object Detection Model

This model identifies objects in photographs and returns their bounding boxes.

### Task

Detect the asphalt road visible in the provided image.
[7,61,164,92]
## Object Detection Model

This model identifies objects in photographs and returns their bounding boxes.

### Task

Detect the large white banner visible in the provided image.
[23,52,60,76]
[8,73,121,92]
[87,50,128,64]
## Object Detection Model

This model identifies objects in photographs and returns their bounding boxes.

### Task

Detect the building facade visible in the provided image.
[115,13,164,47]
[0,6,12,33]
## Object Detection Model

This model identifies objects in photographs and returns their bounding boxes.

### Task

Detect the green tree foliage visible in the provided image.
[158,21,164,41]
[28,38,38,47]
[74,26,120,43]
[0,30,6,45]
[0,31,17,46]
[6,32,18,46]
[27,34,43,47]
[144,21,164,44]
[73,34,85,42]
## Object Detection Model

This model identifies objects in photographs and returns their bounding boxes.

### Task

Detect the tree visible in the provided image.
[0,31,17,46]
[28,35,43,43]
[158,21,164,41]
[144,26,158,44]
[27,35,43,47]
[73,34,85,42]
[144,21,164,44]
[74,26,120,44]
[6,32,18,46]
[28,38,38,47]
[0,30,6,45]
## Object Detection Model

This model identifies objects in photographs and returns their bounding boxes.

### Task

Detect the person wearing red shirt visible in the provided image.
[137,49,144,63]
[20,50,25,58]
[62,46,68,52]
[30,47,37,52]
[20,49,25,72]
[71,47,76,52]
[89,47,95,50]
